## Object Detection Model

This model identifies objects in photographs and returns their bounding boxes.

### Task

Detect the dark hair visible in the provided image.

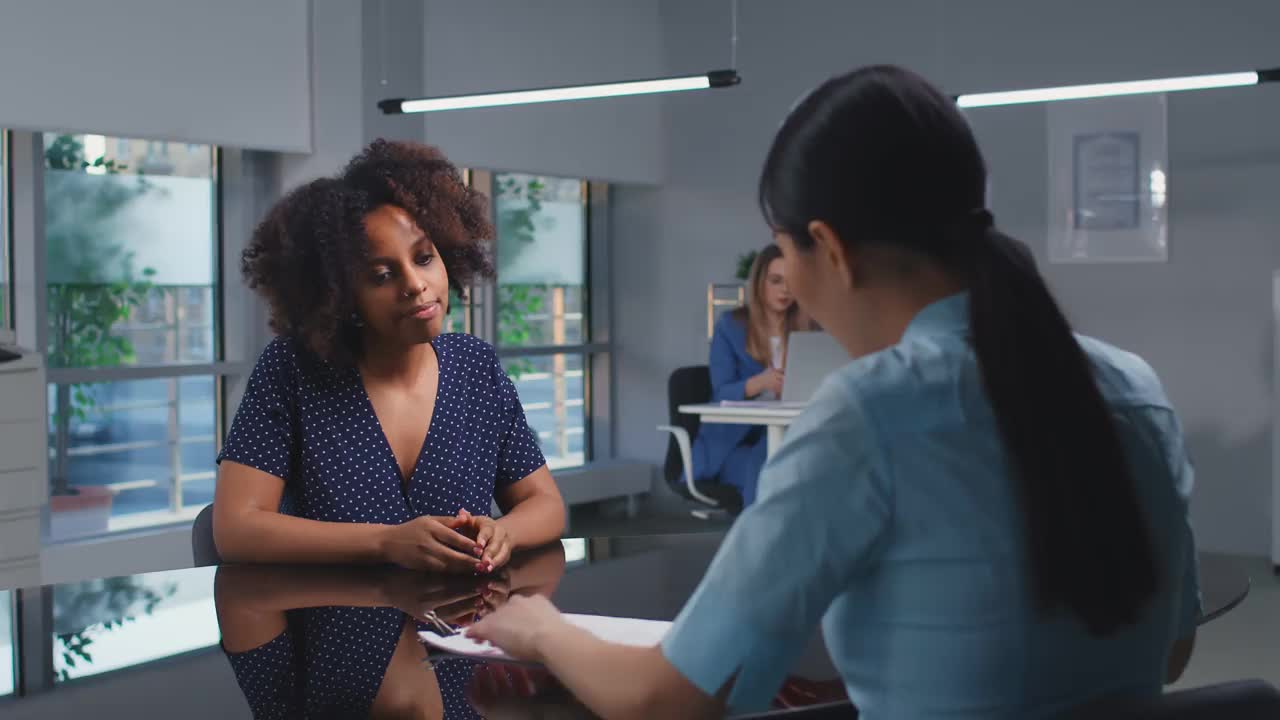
[241,140,494,366]
[759,65,1157,635]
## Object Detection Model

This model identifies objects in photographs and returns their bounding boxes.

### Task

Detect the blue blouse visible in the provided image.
[218,333,547,521]
[663,294,1201,718]
[693,312,768,481]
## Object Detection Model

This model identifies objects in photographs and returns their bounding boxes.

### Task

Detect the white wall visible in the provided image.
[363,0,427,148]
[0,0,311,153]
[611,0,1280,556]
[419,0,667,183]
[958,1,1280,557]
[277,0,367,192]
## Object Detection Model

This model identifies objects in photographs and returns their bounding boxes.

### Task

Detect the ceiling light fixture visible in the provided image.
[957,67,1278,109]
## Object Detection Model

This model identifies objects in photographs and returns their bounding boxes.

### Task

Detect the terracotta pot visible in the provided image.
[50,485,114,538]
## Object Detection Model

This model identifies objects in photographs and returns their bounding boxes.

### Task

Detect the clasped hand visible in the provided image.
[381,508,514,574]
[380,567,514,628]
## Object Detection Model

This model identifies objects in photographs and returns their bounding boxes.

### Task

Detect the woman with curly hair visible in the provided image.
[213,140,565,573]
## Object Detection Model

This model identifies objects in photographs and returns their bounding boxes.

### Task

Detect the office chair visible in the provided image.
[1061,679,1280,719]
[191,503,221,566]
[656,365,743,519]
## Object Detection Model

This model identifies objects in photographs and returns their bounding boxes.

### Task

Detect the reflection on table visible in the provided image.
[12,535,1249,718]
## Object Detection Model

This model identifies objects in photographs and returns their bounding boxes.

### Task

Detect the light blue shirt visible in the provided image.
[661,293,1200,719]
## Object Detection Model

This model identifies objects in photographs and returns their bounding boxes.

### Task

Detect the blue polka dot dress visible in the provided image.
[218,333,544,718]
[217,333,547,521]
[225,606,482,718]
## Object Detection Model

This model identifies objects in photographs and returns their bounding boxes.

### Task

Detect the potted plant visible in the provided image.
[44,135,157,537]
[735,249,759,282]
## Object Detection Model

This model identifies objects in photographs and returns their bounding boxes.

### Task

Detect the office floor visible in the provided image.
[1174,554,1280,691]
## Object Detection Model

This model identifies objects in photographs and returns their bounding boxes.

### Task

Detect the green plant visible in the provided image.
[43,135,158,494]
[53,576,177,682]
[496,175,546,245]
[495,176,555,380]
[495,285,545,346]
[735,250,759,281]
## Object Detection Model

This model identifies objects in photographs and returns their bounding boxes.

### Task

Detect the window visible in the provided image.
[561,538,587,565]
[501,354,586,467]
[0,590,12,696]
[491,173,594,470]
[42,134,221,540]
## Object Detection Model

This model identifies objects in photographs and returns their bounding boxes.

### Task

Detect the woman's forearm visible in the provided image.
[535,628,719,720]
[497,492,566,550]
[215,507,389,565]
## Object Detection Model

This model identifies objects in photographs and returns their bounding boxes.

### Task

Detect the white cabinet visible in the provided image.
[0,347,46,589]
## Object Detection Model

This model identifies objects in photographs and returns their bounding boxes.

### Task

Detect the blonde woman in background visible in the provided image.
[692,243,811,509]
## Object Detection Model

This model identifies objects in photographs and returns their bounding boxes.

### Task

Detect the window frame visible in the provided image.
[1,130,12,339]
[8,131,250,542]
[0,590,13,698]
[468,170,614,468]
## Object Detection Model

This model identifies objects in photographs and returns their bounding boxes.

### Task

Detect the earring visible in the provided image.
[351,312,364,328]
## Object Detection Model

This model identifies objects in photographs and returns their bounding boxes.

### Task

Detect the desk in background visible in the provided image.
[679,402,806,457]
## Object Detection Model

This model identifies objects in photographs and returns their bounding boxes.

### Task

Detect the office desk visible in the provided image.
[3,536,1247,719]
[6,532,839,718]
[679,402,807,457]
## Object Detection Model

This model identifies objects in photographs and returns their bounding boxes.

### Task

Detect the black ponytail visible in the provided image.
[760,65,1157,635]
[967,227,1157,634]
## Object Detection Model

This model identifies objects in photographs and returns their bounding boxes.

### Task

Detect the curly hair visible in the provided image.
[241,140,495,367]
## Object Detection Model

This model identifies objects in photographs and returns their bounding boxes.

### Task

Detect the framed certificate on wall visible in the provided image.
[1048,94,1168,263]
[1073,131,1140,231]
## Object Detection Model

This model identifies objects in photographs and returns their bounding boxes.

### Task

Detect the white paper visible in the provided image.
[420,613,671,661]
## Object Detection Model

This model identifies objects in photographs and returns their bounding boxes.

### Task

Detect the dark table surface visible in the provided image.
[4,536,1250,719]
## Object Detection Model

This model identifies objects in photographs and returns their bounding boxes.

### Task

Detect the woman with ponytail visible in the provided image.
[467,66,1200,720]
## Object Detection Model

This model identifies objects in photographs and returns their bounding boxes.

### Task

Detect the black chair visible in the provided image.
[656,365,743,518]
[1061,679,1280,719]
[191,503,221,566]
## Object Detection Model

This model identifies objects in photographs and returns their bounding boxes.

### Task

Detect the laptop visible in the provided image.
[780,331,848,404]
[720,331,848,408]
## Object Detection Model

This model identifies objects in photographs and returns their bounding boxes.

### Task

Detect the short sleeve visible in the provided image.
[224,631,302,719]
[661,375,892,712]
[493,355,547,488]
[218,338,299,482]
[1163,414,1202,638]
[1123,404,1201,642]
